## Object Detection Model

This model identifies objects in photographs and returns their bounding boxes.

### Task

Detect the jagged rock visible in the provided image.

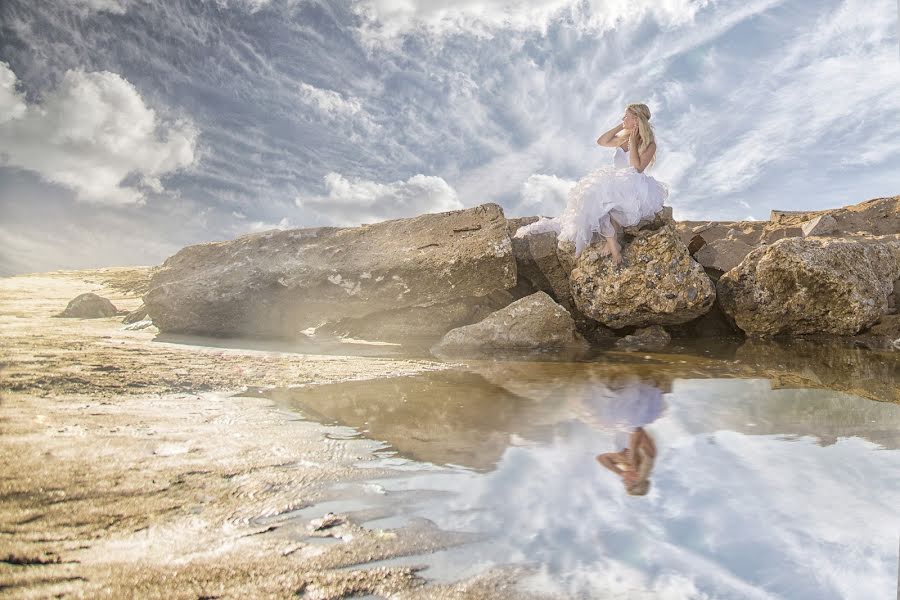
[615,325,671,352]
[801,214,838,237]
[433,291,588,353]
[622,205,673,236]
[122,303,149,324]
[717,236,900,336]
[693,238,755,273]
[144,204,517,337]
[770,196,900,236]
[56,293,120,319]
[569,224,716,328]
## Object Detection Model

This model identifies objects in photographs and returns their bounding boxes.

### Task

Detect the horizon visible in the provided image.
[1,0,899,276]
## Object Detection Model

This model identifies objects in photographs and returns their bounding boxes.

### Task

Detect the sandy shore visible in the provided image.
[0,268,537,599]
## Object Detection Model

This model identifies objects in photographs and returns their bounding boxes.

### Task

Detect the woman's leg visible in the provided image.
[603,220,623,266]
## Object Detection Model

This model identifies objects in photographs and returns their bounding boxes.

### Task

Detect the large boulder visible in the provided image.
[508,218,573,309]
[568,223,716,328]
[144,204,517,337]
[433,291,588,354]
[717,236,900,336]
[56,293,120,319]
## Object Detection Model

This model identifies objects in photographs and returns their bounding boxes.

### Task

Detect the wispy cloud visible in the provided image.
[296,172,463,225]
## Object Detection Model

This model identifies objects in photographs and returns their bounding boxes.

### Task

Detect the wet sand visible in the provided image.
[0,268,539,599]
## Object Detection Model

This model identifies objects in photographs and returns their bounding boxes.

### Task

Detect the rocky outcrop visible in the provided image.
[614,325,671,352]
[57,293,120,319]
[144,204,517,337]
[801,215,837,237]
[569,224,716,328]
[122,303,149,324]
[717,236,900,337]
[433,291,588,354]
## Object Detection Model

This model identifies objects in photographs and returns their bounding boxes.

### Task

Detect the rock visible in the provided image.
[851,313,900,350]
[622,205,673,236]
[123,319,157,332]
[693,238,755,273]
[56,293,120,319]
[509,225,574,310]
[433,291,588,353]
[717,236,900,337]
[318,296,505,343]
[801,214,838,237]
[615,325,671,352]
[309,512,346,533]
[771,196,900,236]
[144,204,517,337]
[569,224,716,328]
[687,234,707,255]
[122,303,149,324]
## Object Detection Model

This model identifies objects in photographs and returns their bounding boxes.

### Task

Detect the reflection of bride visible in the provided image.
[568,377,664,496]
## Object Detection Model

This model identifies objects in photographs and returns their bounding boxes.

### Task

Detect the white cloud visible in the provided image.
[0,64,197,205]
[296,172,463,225]
[512,173,575,217]
[246,216,293,232]
[352,0,709,41]
[0,63,26,124]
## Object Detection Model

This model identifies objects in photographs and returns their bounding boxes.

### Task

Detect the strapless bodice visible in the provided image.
[614,146,631,169]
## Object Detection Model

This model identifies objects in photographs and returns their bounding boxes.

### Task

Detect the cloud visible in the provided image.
[0,63,197,205]
[511,173,576,218]
[352,0,709,42]
[296,172,463,225]
[66,0,128,14]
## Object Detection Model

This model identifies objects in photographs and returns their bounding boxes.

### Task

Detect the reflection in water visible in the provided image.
[597,427,658,496]
[259,359,900,599]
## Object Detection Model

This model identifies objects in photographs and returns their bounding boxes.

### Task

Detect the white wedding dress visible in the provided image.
[514,146,669,256]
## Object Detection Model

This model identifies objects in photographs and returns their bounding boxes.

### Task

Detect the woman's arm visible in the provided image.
[628,131,656,173]
[597,123,625,147]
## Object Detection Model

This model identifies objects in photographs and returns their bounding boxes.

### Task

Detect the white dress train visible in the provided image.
[514,147,669,256]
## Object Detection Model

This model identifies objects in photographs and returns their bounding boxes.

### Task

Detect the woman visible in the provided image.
[514,103,668,266]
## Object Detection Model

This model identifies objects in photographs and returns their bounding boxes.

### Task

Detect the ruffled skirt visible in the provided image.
[514,166,668,256]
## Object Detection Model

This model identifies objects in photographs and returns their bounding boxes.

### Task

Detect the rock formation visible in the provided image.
[717,236,900,336]
[569,223,716,328]
[144,204,517,337]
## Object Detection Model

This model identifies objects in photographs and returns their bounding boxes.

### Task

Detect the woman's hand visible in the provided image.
[628,127,640,151]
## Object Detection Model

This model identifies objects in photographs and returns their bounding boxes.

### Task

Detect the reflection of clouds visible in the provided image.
[380,379,900,599]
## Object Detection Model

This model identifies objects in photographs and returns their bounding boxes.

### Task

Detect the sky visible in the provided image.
[0,0,898,275]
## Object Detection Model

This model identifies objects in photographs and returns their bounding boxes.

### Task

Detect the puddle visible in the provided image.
[253,341,900,598]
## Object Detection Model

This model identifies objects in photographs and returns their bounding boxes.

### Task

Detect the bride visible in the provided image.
[514,103,668,266]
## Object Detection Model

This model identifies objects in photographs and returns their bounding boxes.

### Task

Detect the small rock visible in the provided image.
[801,214,838,237]
[615,325,671,352]
[122,303,149,324]
[309,512,346,532]
[56,293,119,319]
[693,238,755,273]
[433,291,588,354]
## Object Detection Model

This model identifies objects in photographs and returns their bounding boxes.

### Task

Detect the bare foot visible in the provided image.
[605,237,623,266]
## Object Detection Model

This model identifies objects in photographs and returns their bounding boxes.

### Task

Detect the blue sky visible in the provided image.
[1,0,898,275]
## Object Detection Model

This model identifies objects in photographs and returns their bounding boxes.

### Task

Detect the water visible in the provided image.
[255,341,900,599]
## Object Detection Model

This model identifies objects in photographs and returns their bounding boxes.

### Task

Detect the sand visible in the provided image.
[0,268,540,599]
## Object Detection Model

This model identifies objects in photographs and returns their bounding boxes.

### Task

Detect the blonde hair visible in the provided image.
[626,103,656,167]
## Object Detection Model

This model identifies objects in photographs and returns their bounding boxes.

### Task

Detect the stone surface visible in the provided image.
[433,291,588,353]
[144,204,517,337]
[693,238,756,273]
[801,214,838,237]
[717,236,900,337]
[614,325,671,352]
[57,292,120,319]
[508,223,574,310]
[569,224,716,328]
[122,303,149,324]
[318,294,508,343]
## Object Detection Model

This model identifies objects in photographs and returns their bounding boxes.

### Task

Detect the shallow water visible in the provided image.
[257,342,900,599]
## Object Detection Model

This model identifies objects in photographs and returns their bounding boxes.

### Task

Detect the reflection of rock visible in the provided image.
[718,237,900,336]
[570,224,716,328]
[433,292,588,354]
[615,325,671,352]
[265,371,563,472]
[734,338,900,404]
[144,204,516,337]
[57,293,120,319]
